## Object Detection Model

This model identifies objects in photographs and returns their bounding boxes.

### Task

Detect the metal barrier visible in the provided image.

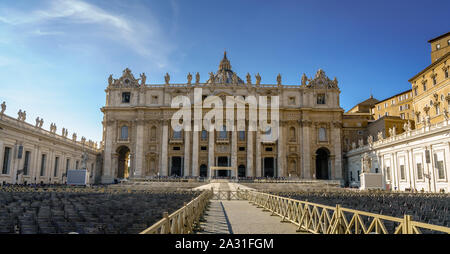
[211,190,242,200]
[239,190,450,234]
[139,190,212,234]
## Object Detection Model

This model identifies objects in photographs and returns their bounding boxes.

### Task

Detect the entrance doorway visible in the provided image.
[117,146,130,179]
[199,164,207,177]
[315,148,330,179]
[238,165,246,177]
[217,157,229,177]
[171,157,182,176]
[263,157,275,177]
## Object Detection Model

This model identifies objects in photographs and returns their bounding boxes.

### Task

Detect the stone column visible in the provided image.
[135,120,144,178]
[332,122,342,180]
[32,145,40,184]
[102,121,114,183]
[302,120,312,179]
[407,149,415,190]
[160,121,169,176]
[231,124,237,177]
[192,131,199,176]
[277,122,285,177]
[256,129,261,177]
[208,130,215,178]
[184,130,191,176]
[247,130,253,177]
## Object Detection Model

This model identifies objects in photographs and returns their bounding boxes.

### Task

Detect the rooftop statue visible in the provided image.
[255,73,261,85]
[108,74,113,86]
[301,73,308,86]
[232,73,238,84]
[377,131,383,141]
[1,101,5,115]
[140,73,146,85]
[35,117,40,127]
[358,138,364,148]
[277,73,282,85]
[209,72,215,84]
[195,72,200,84]
[39,118,44,128]
[246,73,251,85]
[187,72,192,84]
[367,135,373,146]
[164,73,170,85]
[17,110,22,120]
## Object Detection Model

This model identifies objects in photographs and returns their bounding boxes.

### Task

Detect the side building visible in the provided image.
[0,106,101,185]
[345,32,450,192]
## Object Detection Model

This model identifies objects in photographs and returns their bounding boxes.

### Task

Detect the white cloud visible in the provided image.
[0,0,174,67]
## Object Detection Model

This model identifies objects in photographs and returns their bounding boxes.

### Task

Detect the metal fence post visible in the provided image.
[162,212,170,234]
[403,215,412,234]
[335,205,342,234]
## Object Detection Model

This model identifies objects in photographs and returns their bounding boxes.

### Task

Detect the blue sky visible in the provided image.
[0,0,449,142]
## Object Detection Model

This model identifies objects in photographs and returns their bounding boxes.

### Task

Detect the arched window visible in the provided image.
[201,130,208,140]
[238,131,245,141]
[219,126,227,139]
[150,126,157,139]
[173,130,182,139]
[289,127,296,140]
[120,126,128,140]
[318,127,327,142]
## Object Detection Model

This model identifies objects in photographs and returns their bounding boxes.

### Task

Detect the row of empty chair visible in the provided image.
[0,185,199,234]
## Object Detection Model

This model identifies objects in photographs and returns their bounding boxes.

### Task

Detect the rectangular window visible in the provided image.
[201,130,208,140]
[2,147,11,174]
[317,94,326,104]
[239,131,245,141]
[288,97,296,105]
[66,159,70,174]
[416,163,423,180]
[399,156,406,180]
[54,157,59,177]
[122,92,131,103]
[357,170,360,181]
[76,161,79,170]
[434,152,446,180]
[40,154,46,176]
[239,147,245,151]
[200,146,207,151]
[173,147,180,151]
[23,151,31,175]
[265,147,273,152]
[386,166,391,180]
[400,165,405,180]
